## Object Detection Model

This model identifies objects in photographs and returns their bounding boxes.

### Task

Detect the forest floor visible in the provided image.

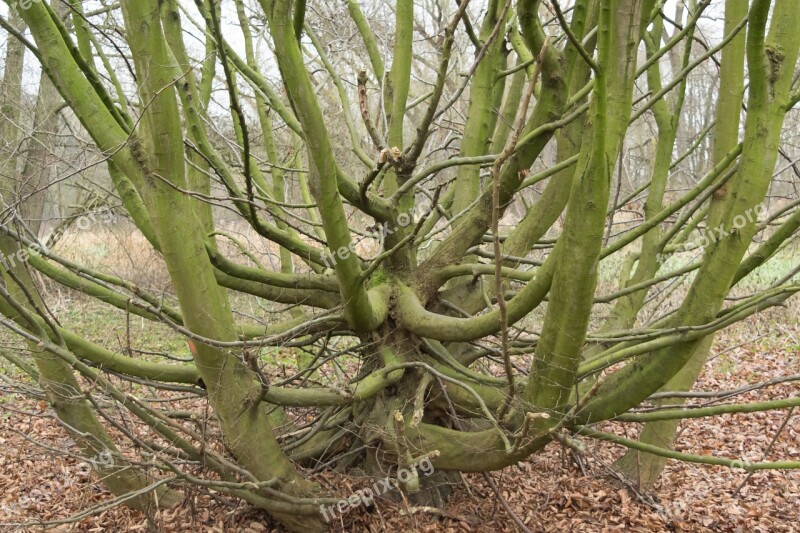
[0,309,798,532]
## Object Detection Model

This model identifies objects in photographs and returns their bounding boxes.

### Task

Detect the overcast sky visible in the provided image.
[0,0,729,105]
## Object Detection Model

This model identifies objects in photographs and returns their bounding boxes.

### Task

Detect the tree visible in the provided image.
[1,0,799,530]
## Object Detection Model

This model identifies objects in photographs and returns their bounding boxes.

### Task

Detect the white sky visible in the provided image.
[0,0,729,104]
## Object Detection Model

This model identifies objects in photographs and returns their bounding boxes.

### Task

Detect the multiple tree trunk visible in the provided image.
[1,1,799,530]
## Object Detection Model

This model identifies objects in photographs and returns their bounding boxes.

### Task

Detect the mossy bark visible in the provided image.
[613,0,793,487]
[579,0,800,429]
[119,2,325,529]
